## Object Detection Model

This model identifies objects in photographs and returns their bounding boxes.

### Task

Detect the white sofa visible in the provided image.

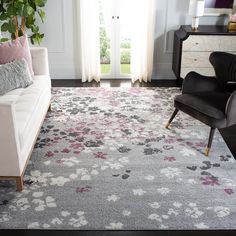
[0,48,51,191]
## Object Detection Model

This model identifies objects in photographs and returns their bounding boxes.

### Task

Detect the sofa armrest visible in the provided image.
[30,47,50,76]
[226,91,236,127]
[0,102,21,176]
[182,72,221,94]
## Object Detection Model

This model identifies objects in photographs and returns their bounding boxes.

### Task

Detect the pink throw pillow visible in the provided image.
[0,35,34,76]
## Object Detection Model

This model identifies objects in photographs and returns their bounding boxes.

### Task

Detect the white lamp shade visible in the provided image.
[189,0,205,17]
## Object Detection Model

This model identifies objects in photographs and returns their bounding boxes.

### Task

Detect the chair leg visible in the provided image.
[16,176,23,192]
[205,127,216,157]
[165,109,179,129]
[48,103,52,112]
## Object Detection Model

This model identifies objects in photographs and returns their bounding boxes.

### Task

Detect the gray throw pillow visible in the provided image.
[0,59,33,96]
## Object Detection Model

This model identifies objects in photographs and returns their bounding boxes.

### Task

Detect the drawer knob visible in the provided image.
[195,43,199,45]
[194,59,198,61]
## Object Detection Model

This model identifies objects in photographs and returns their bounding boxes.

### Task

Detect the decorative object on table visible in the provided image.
[204,0,234,16]
[228,13,236,32]
[166,52,236,156]
[189,0,205,31]
[0,0,47,44]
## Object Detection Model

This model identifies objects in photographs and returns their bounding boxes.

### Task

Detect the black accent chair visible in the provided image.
[166,52,236,156]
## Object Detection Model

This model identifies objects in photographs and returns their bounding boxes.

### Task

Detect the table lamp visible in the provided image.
[189,0,205,31]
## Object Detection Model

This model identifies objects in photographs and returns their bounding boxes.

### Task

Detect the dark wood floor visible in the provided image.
[2,79,235,236]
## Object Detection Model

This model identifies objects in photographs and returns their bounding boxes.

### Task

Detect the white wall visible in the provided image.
[40,0,235,80]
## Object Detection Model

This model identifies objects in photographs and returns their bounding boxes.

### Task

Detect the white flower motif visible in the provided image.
[91,170,99,175]
[101,166,109,171]
[144,175,155,181]
[61,211,71,217]
[168,208,179,216]
[16,198,30,211]
[0,213,11,223]
[107,195,120,202]
[43,224,50,229]
[109,163,123,170]
[173,202,182,208]
[68,213,88,228]
[44,161,51,166]
[33,192,44,198]
[148,214,162,222]
[162,215,169,220]
[77,211,85,216]
[212,206,230,218]
[105,222,124,229]
[148,202,160,209]
[70,174,78,180]
[133,189,146,196]
[188,179,197,184]
[119,157,129,163]
[122,210,131,216]
[50,176,70,187]
[189,203,197,207]
[51,218,63,225]
[185,207,204,219]
[180,148,196,157]
[160,167,182,179]
[222,178,236,187]
[160,224,168,229]
[28,222,40,229]
[157,188,170,196]
[81,174,91,181]
[46,196,57,208]
[195,223,209,229]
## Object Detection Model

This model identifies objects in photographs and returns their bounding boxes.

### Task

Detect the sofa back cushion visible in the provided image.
[0,59,33,96]
[0,35,34,76]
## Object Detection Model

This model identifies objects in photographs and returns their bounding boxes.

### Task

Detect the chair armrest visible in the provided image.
[182,72,221,94]
[30,47,50,76]
[226,91,236,127]
[0,102,21,176]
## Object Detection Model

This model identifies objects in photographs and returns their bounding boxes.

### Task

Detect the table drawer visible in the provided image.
[183,36,236,52]
[182,52,212,68]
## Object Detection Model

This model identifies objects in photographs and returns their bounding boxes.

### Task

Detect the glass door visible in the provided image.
[99,0,131,79]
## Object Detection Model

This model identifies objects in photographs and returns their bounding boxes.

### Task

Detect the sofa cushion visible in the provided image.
[0,35,34,76]
[0,59,33,96]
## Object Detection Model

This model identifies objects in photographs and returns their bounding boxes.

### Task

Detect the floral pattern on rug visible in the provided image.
[0,87,236,230]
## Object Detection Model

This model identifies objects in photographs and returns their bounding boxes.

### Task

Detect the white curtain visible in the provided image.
[79,0,101,82]
[131,0,156,83]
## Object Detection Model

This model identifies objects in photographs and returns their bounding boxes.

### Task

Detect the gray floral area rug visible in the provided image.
[0,87,236,230]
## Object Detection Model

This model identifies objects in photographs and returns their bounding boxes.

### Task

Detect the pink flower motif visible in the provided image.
[56,160,64,164]
[93,152,107,159]
[200,176,220,186]
[70,143,83,149]
[61,148,70,153]
[76,186,92,193]
[224,189,234,195]
[195,142,206,148]
[46,151,54,158]
[164,156,176,162]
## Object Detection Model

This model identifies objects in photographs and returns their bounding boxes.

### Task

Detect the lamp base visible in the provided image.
[192,17,200,31]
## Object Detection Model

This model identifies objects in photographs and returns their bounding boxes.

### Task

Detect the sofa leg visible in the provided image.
[165,109,179,129]
[16,176,23,192]
[48,104,52,112]
[205,127,216,157]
